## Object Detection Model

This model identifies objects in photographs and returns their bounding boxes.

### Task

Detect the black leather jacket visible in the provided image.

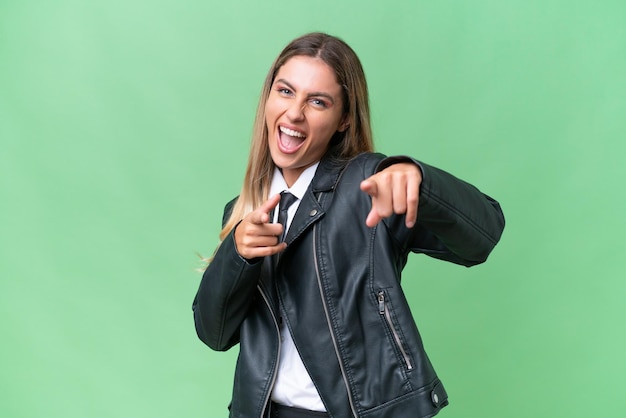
[193,153,505,418]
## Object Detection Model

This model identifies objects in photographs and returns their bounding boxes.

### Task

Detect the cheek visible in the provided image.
[317,117,342,138]
[264,105,273,124]
[264,97,279,122]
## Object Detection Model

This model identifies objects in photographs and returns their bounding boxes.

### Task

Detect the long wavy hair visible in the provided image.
[219,32,374,240]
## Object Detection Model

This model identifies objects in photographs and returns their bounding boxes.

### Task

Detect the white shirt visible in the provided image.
[269,163,326,412]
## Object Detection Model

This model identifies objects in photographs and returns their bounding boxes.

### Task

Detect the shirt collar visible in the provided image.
[269,162,319,200]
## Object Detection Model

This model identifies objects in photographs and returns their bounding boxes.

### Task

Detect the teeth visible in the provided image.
[280,126,306,138]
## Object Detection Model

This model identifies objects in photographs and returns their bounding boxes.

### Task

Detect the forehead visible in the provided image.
[274,56,342,94]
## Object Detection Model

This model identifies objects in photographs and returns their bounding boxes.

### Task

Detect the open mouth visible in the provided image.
[278,125,307,153]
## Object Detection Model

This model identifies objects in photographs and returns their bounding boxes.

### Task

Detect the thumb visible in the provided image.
[365,206,383,228]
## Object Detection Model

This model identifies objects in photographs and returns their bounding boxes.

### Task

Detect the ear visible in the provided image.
[337,115,349,132]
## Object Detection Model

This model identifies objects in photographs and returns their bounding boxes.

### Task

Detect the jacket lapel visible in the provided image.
[283,190,324,245]
[283,156,346,245]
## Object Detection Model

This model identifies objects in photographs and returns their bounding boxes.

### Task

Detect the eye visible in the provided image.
[310,98,329,108]
[277,87,292,96]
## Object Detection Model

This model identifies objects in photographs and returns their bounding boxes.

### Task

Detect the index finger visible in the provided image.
[360,178,378,197]
[260,193,282,213]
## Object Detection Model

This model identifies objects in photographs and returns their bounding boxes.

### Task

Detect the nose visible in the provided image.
[286,99,306,122]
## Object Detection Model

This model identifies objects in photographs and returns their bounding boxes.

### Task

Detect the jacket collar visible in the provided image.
[310,154,348,193]
[283,154,347,245]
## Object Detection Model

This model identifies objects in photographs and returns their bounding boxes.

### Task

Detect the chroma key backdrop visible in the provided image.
[1,1,625,417]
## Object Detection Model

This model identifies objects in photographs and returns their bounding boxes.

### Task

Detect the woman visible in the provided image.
[193,32,505,418]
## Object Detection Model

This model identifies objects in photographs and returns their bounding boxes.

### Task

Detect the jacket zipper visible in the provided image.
[313,224,359,417]
[378,291,413,370]
[258,284,281,418]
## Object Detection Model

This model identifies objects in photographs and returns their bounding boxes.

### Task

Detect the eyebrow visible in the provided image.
[274,78,336,105]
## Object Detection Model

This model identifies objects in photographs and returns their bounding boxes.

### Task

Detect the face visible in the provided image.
[265,55,347,187]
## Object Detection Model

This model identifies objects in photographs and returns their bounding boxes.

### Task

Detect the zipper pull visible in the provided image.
[378,291,385,314]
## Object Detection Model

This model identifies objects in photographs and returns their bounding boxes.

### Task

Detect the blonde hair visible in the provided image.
[219,32,374,240]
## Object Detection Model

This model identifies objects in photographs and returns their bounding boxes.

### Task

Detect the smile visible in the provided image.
[277,125,307,154]
[279,126,306,138]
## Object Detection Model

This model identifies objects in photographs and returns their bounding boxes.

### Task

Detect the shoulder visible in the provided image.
[350,152,386,165]
[343,152,387,176]
[222,196,239,227]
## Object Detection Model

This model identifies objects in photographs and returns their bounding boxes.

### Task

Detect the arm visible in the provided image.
[413,159,504,265]
[192,229,262,351]
[362,155,505,266]
[192,195,286,351]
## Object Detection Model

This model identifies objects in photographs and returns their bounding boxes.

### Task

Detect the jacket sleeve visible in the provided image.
[192,201,262,351]
[377,156,505,267]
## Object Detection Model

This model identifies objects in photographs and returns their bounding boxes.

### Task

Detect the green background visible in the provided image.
[1,1,625,417]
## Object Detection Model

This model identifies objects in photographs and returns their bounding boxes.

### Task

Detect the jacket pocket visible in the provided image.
[377,289,414,371]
